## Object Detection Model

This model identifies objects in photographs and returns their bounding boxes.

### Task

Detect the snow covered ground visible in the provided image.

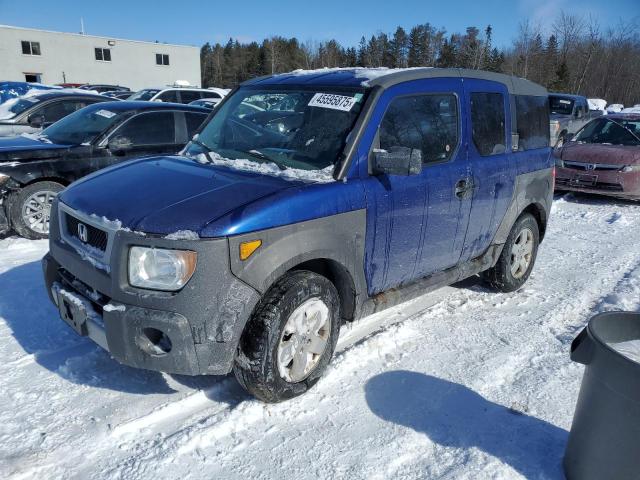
[1,193,639,480]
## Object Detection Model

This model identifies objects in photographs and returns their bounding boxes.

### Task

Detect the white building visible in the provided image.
[0,25,201,90]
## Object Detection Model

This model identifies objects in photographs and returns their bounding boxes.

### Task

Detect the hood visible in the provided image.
[0,136,72,162]
[59,155,303,235]
[560,142,640,166]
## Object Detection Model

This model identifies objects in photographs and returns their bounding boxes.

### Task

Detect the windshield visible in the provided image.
[128,89,160,101]
[41,106,124,145]
[574,118,640,146]
[0,96,42,120]
[549,96,574,115]
[184,87,366,172]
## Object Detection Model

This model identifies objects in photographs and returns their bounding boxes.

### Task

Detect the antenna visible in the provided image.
[80,17,85,35]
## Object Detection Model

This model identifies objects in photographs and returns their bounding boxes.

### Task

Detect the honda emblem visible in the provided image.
[586,164,596,171]
[77,223,88,243]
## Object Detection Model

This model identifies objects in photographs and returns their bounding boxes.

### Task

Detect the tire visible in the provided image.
[482,213,540,293]
[9,181,64,240]
[233,270,341,403]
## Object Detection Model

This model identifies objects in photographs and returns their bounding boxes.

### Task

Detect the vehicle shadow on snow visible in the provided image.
[365,370,568,479]
[0,260,177,394]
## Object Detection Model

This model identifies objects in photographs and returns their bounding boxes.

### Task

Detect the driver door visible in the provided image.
[361,78,472,295]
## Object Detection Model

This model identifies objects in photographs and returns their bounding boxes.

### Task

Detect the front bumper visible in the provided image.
[43,201,261,375]
[555,166,640,200]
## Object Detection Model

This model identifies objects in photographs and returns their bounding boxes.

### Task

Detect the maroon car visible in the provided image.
[555,113,640,199]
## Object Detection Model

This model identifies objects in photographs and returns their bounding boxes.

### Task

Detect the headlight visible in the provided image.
[621,165,640,173]
[0,173,10,187]
[128,247,197,291]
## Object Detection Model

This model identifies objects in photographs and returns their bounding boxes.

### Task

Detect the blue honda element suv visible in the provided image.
[43,68,553,402]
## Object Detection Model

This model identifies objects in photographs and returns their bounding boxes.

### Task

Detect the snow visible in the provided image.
[193,151,335,183]
[287,67,430,87]
[165,230,200,240]
[610,339,640,363]
[1,192,640,479]
[103,303,126,313]
[606,103,624,113]
[621,106,640,114]
[587,98,607,111]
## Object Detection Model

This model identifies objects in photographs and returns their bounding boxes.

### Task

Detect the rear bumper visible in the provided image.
[555,167,640,199]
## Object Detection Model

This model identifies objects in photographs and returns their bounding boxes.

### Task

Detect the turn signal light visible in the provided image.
[239,240,262,260]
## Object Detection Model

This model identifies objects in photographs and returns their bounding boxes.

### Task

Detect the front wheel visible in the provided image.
[482,213,540,293]
[9,181,64,239]
[233,270,340,402]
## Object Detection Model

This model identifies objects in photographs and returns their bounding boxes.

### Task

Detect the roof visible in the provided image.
[22,91,107,102]
[606,112,640,120]
[82,100,210,113]
[0,24,198,50]
[549,93,586,101]
[243,67,547,96]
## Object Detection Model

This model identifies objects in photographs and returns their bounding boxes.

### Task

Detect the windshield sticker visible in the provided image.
[308,93,358,112]
[559,99,571,104]
[95,109,116,118]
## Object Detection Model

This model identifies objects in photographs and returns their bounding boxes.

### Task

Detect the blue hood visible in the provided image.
[59,156,302,235]
[0,135,71,153]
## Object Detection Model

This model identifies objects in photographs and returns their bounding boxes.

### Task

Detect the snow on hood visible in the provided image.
[59,155,305,235]
[286,67,432,87]
[192,151,335,183]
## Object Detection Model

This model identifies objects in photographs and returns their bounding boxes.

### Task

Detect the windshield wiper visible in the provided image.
[189,138,215,163]
[240,149,287,171]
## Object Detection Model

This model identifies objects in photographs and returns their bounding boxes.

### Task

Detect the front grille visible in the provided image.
[65,213,108,251]
[564,161,621,172]
[556,178,624,192]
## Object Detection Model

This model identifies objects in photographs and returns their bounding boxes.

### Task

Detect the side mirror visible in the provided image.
[108,136,133,155]
[28,113,45,128]
[372,147,422,176]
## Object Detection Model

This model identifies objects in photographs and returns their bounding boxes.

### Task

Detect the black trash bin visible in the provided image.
[564,311,640,480]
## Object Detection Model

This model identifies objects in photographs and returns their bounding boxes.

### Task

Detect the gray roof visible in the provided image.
[367,68,547,96]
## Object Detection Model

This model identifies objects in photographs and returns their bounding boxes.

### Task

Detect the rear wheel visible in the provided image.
[233,270,340,402]
[482,213,539,293]
[9,181,63,239]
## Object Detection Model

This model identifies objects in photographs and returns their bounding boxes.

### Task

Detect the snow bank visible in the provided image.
[193,151,335,183]
[587,98,607,111]
[621,107,640,114]
[607,103,624,113]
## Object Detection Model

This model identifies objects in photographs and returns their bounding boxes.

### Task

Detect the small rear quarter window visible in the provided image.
[514,95,550,150]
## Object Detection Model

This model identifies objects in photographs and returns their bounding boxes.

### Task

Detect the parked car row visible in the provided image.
[0,101,210,238]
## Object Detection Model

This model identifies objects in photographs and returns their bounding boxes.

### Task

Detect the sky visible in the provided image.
[0,0,638,49]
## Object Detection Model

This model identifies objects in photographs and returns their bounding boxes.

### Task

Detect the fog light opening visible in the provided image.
[137,327,172,356]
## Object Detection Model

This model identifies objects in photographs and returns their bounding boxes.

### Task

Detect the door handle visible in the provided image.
[455,179,472,199]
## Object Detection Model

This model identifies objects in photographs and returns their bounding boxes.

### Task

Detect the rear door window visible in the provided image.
[514,95,550,150]
[471,92,506,156]
[156,90,178,103]
[379,94,459,165]
[179,90,202,104]
[113,111,176,145]
[36,99,90,124]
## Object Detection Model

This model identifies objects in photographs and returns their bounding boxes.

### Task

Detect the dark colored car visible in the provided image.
[79,84,130,94]
[42,68,553,402]
[555,113,640,199]
[0,101,208,238]
[102,91,133,100]
[0,91,109,137]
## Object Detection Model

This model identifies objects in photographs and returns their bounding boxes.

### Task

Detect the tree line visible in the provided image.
[200,12,640,105]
